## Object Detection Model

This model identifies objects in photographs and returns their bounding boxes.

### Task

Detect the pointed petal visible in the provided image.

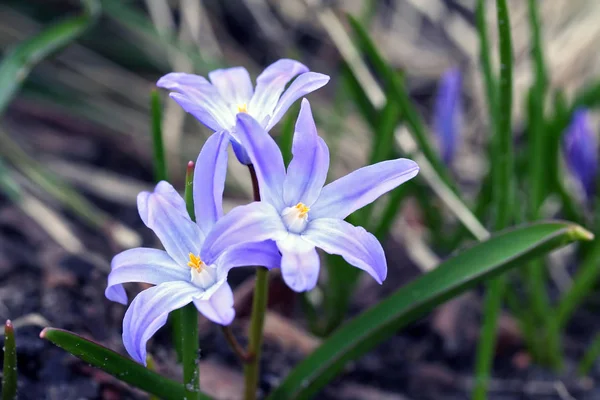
[137,181,204,266]
[122,281,199,364]
[236,114,286,210]
[201,202,287,263]
[193,131,230,234]
[266,73,330,131]
[216,240,281,271]
[106,248,188,305]
[283,99,330,206]
[310,159,419,220]
[276,234,320,292]
[169,93,222,132]
[157,72,235,130]
[208,67,253,106]
[248,59,309,124]
[302,218,387,284]
[193,282,235,325]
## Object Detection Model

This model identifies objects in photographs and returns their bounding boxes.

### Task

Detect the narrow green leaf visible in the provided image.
[277,103,299,167]
[151,89,167,182]
[41,328,211,399]
[267,221,593,400]
[0,0,100,116]
[2,320,17,400]
[578,332,600,376]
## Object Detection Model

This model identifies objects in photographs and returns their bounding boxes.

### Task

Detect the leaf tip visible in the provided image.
[39,328,49,339]
[5,319,13,331]
[569,225,594,241]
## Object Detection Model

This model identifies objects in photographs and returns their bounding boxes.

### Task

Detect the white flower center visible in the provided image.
[281,202,310,234]
[187,253,218,290]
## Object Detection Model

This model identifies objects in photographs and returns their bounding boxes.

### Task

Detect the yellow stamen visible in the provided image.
[237,103,248,113]
[187,253,204,272]
[294,202,310,218]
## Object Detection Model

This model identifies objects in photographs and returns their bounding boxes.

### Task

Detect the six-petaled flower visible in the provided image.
[157,59,330,164]
[105,131,281,364]
[210,99,419,292]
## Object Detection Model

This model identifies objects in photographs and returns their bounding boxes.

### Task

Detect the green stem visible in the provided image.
[182,161,200,399]
[474,0,514,399]
[2,320,17,400]
[244,165,269,400]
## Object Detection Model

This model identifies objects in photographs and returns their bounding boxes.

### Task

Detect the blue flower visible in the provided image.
[105,132,281,364]
[157,59,330,164]
[433,67,462,163]
[563,108,598,199]
[208,99,419,292]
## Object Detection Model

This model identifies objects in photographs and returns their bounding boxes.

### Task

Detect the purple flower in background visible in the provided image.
[105,132,281,364]
[433,67,463,163]
[157,59,330,164]
[563,108,598,198]
[204,99,419,292]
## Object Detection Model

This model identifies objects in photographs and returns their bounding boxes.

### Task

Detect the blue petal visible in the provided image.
[193,131,230,235]
[106,248,188,305]
[564,108,598,198]
[122,281,199,365]
[276,233,320,292]
[265,73,330,131]
[283,99,330,206]
[193,282,235,325]
[310,158,419,220]
[433,68,462,164]
[201,202,287,263]
[248,59,309,125]
[302,218,387,284]
[157,72,235,130]
[215,240,282,271]
[235,114,286,210]
[208,67,253,107]
[137,181,204,266]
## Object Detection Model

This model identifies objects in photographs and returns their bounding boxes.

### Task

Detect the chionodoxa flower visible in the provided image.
[433,67,462,164]
[105,132,281,364]
[563,108,598,199]
[157,59,330,164]
[211,99,420,292]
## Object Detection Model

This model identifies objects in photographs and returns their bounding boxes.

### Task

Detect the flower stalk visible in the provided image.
[182,161,200,399]
[244,165,268,400]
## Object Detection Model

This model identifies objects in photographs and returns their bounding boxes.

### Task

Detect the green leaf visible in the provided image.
[267,221,593,400]
[150,89,167,183]
[41,328,211,400]
[0,0,100,116]
[2,320,17,400]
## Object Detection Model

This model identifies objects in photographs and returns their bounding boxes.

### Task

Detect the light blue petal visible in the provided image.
[235,114,286,210]
[106,248,188,305]
[193,131,230,235]
[282,99,330,206]
[216,240,282,271]
[168,93,221,132]
[310,158,419,220]
[248,59,309,125]
[265,73,330,131]
[157,72,235,130]
[208,67,253,107]
[276,233,320,292]
[201,202,287,263]
[137,181,204,266]
[193,282,235,325]
[302,218,387,284]
[230,138,252,165]
[122,281,199,365]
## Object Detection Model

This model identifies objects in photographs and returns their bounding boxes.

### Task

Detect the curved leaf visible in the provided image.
[268,221,593,399]
[41,328,212,400]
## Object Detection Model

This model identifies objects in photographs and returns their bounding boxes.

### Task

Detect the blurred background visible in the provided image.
[2,0,600,399]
